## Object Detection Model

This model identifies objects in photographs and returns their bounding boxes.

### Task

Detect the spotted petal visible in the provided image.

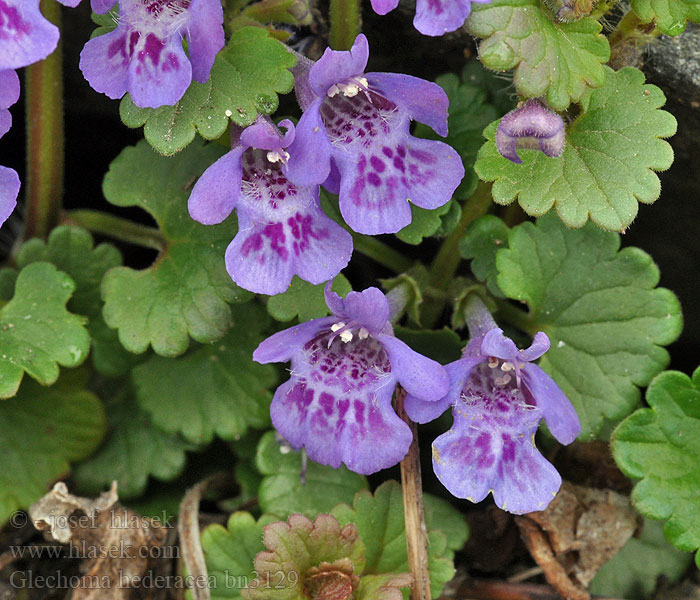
[225,195,352,296]
[79,27,130,101]
[253,316,335,364]
[433,390,561,514]
[270,334,410,474]
[0,0,59,70]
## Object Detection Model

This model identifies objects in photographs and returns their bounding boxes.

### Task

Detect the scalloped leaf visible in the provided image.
[255,431,368,518]
[612,367,700,567]
[73,384,191,499]
[120,27,296,156]
[631,0,700,35]
[0,263,90,398]
[495,215,683,438]
[101,140,251,358]
[266,274,352,322]
[465,0,609,110]
[475,67,677,232]
[14,225,138,377]
[131,303,277,444]
[0,374,106,524]
[331,481,457,599]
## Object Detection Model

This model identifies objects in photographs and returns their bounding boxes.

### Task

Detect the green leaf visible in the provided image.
[459,215,510,297]
[465,0,609,110]
[120,27,296,156]
[0,262,90,398]
[612,367,700,566]
[132,303,277,444]
[590,519,692,599]
[630,0,700,35]
[396,203,453,245]
[495,215,682,438]
[202,511,273,600]
[331,481,456,599]
[102,140,251,358]
[14,225,138,377]
[355,574,413,600]
[255,431,368,518]
[414,72,499,200]
[0,375,106,524]
[423,494,470,554]
[475,67,677,232]
[266,274,352,322]
[245,513,366,600]
[73,384,191,499]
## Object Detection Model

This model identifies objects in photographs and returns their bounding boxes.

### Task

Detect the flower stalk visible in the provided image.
[395,386,431,600]
[329,0,362,50]
[24,0,64,240]
[62,209,166,251]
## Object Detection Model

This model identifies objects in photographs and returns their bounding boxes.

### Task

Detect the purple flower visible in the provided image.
[496,99,565,164]
[287,34,464,235]
[0,68,20,228]
[369,0,491,36]
[405,302,580,514]
[79,0,224,108]
[188,117,353,296]
[253,284,450,475]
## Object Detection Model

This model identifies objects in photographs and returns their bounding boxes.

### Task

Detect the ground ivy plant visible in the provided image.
[0,0,696,598]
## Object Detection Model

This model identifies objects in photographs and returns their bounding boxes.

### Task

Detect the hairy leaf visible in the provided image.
[256,431,368,518]
[475,67,677,232]
[496,215,682,438]
[120,27,296,156]
[132,303,276,444]
[0,263,90,398]
[465,0,609,110]
[631,0,700,35]
[0,374,105,524]
[266,275,352,322]
[102,140,250,358]
[612,367,700,566]
[459,215,510,297]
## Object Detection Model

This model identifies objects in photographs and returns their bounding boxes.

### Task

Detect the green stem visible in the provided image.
[608,9,661,69]
[429,181,493,291]
[63,210,166,251]
[494,299,537,336]
[24,0,63,240]
[352,234,413,274]
[329,0,361,50]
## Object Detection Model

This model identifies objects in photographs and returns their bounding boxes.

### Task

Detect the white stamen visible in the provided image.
[266,150,290,164]
[500,361,514,372]
[494,373,512,386]
[357,327,370,340]
[327,77,369,99]
[339,330,353,343]
[488,357,499,368]
[330,322,346,332]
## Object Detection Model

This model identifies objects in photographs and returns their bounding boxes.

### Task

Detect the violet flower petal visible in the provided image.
[324,285,390,336]
[366,71,449,137]
[253,316,335,364]
[0,69,19,139]
[285,99,332,186]
[309,34,369,98]
[496,99,565,164]
[184,0,225,83]
[0,165,20,228]
[379,334,449,401]
[433,387,562,513]
[413,0,474,36]
[79,27,130,101]
[521,362,581,444]
[0,0,59,70]
[225,194,353,296]
[369,0,400,14]
[188,147,244,225]
[269,335,411,474]
[91,0,117,13]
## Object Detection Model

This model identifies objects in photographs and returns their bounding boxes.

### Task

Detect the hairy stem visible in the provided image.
[329,0,362,50]
[62,210,166,251]
[352,234,414,274]
[608,10,660,70]
[395,388,431,600]
[24,0,63,240]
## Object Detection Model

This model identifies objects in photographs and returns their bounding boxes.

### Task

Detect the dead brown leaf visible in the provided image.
[30,482,168,600]
[515,482,640,600]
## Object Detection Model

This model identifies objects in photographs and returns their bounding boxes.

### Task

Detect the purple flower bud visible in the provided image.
[496,99,565,164]
[286,34,464,235]
[253,283,450,475]
[188,117,353,296]
[79,0,224,108]
[404,299,580,513]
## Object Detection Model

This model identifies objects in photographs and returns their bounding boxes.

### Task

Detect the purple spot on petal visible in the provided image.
[367,172,381,187]
[370,156,386,173]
